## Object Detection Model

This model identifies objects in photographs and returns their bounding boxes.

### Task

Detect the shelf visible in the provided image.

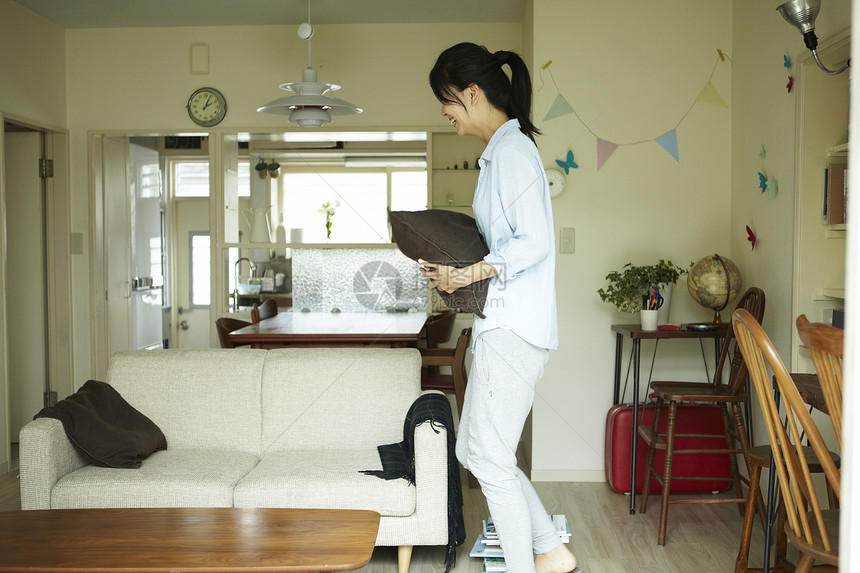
[825,224,846,239]
[813,287,846,300]
[827,142,849,156]
[432,168,480,174]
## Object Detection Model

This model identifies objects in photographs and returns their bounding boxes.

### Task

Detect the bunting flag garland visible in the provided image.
[696,82,728,108]
[538,50,729,170]
[655,130,680,162]
[597,139,619,170]
[544,94,575,122]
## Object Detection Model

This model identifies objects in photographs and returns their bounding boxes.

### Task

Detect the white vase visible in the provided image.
[640,309,659,331]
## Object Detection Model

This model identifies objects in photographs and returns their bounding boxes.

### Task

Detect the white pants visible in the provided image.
[456,328,561,573]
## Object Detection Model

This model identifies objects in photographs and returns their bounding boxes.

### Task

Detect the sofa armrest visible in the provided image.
[19,418,88,510]
[410,418,451,545]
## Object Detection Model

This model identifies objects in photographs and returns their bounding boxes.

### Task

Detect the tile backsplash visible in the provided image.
[291,248,427,312]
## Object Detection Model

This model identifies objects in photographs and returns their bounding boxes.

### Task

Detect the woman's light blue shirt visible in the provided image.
[472,119,558,350]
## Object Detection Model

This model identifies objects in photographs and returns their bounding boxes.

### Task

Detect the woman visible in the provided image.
[421,43,580,573]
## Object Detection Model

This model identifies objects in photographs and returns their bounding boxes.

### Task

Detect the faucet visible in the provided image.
[233,257,257,311]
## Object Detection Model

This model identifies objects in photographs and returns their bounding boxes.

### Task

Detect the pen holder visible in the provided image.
[640,309,659,331]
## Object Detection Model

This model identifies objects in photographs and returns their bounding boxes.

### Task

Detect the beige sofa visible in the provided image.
[19,348,449,573]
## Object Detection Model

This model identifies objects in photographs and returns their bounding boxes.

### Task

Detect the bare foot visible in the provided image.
[534,543,578,573]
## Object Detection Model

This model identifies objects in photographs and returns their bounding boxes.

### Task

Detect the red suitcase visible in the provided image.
[604,402,733,494]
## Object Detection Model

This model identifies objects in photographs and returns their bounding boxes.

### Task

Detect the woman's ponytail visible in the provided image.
[493,50,540,142]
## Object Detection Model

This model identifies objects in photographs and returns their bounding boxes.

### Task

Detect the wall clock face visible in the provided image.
[187,87,227,127]
[545,167,566,199]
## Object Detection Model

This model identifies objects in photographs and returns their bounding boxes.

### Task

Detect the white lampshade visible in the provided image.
[257,67,362,128]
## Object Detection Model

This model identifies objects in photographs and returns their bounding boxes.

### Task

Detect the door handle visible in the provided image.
[179,320,190,330]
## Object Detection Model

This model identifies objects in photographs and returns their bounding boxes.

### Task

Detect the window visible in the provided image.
[173,160,250,198]
[276,169,427,244]
[189,232,210,307]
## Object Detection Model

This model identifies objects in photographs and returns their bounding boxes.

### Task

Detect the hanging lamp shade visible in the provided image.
[257,66,362,127]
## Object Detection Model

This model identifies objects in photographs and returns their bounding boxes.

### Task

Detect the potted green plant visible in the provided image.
[597,260,689,313]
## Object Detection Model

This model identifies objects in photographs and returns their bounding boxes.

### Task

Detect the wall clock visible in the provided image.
[186,87,227,127]
[545,167,566,199]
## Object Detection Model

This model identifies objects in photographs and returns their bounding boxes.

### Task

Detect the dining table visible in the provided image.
[227,311,428,348]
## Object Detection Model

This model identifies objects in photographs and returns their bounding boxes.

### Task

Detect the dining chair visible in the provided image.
[796,314,844,450]
[215,317,252,349]
[638,287,765,546]
[733,309,840,573]
[420,327,471,419]
[421,309,457,374]
[250,298,278,324]
[419,327,477,489]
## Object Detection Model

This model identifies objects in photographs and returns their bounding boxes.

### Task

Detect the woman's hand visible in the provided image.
[418,259,497,293]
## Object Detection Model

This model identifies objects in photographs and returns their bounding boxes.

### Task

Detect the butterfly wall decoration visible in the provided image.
[555,149,578,174]
[787,76,795,93]
[746,225,757,251]
[758,172,768,193]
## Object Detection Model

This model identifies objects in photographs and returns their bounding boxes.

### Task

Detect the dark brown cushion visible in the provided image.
[35,379,167,468]
[389,209,489,318]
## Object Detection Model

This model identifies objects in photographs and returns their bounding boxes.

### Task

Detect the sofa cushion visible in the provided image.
[234,450,416,517]
[389,209,490,318]
[106,349,267,455]
[50,449,259,509]
[260,348,421,453]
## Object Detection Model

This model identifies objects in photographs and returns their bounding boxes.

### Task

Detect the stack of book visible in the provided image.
[469,515,571,572]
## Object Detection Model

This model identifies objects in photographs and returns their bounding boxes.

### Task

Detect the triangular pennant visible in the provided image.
[696,81,728,108]
[655,130,679,162]
[543,94,574,122]
[597,139,619,171]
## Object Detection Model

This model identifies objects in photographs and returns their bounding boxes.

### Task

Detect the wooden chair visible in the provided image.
[215,317,251,348]
[796,314,843,450]
[250,298,278,324]
[419,328,477,489]
[733,309,840,573]
[423,309,457,348]
[638,287,765,546]
[420,327,471,418]
[421,310,457,374]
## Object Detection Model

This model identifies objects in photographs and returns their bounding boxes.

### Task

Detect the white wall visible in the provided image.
[531,0,732,480]
[0,0,66,128]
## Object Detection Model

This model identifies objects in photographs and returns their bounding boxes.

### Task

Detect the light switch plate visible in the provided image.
[559,227,575,254]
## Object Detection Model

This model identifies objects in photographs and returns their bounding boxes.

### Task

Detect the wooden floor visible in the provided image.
[0,459,782,573]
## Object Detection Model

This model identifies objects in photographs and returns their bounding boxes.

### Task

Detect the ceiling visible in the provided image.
[12,0,527,28]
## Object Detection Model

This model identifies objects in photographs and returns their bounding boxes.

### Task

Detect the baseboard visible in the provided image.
[530,469,605,482]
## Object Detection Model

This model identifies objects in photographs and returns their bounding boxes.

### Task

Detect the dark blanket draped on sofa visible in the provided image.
[361,392,466,572]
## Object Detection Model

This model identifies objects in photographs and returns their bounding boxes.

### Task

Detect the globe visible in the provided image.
[686,254,742,323]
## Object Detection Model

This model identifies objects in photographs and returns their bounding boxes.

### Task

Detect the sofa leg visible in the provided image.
[398,545,413,573]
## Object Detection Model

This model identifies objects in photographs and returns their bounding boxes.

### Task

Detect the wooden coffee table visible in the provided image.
[0,507,380,572]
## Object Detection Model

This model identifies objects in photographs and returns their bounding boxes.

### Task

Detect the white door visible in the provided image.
[103,136,133,357]
[173,198,210,348]
[5,131,47,439]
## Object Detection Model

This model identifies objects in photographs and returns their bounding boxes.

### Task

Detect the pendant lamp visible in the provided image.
[257,0,362,127]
